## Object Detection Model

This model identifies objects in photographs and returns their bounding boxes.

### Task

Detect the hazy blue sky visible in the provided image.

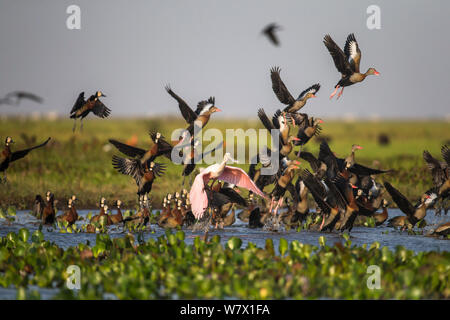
[0,0,449,119]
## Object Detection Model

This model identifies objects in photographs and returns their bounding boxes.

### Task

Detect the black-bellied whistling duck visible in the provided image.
[385,182,438,228]
[0,91,43,106]
[109,131,173,166]
[301,169,342,232]
[110,200,123,224]
[258,108,300,159]
[70,91,110,132]
[248,206,270,229]
[330,174,359,232]
[292,114,323,156]
[42,192,56,225]
[112,157,166,203]
[432,222,450,237]
[165,85,221,142]
[344,144,363,168]
[269,163,300,217]
[1,136,50,183]
[262,23,282,46]
[323,33,379,99]
[57,197,78,226]
[270,67,320,113]
[373,199,389,226]
[298,151,327,180]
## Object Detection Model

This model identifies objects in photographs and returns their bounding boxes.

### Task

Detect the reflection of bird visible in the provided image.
[70,91,111,132]
[0,136,51,183]
[270,67,320,113]
[323,33,379,99]
[262,23,282,46]
[0,91,43,106]
[189,153,266,219]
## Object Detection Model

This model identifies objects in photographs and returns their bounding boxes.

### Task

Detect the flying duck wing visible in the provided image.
[349,163,392,177]
[323,34,353,77]
[383,182,415,216]
[109,139,146,158]
[299,151,322,173]
[423,150,446,186]
[441,145,450,167]
[165,85,197,124]
[257,108,284,148]
[270,67,295,105]
[92,99,111,118]
[262,23,280,46]
[10,137,51,162]
[70,92,85,115]
[344,33,361,73]
[297,84,321,100]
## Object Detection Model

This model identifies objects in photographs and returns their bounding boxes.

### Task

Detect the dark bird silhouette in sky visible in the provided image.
[262,23,282,46]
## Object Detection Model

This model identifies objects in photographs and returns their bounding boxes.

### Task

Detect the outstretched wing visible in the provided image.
[257,108,284,148]
[262,23,280,46]
[165,85,197,124]
[270,67,295,105]
[442,145,450,167]
[383,182,415,216]
[318,141,339,179]
[349,163,392,177]
[112,155,142,185]
[344,33,361,73]
[218,166,267,199]
[297,83,321,100]
[11,137,51,162]
[92,99,111,118]
[108,139,146,158]
[299,151,322,173]
[189,171,210,219]
[423,150,446,186]
[5,91,43,104]
[70,92,85,114]
[323,34,353,77]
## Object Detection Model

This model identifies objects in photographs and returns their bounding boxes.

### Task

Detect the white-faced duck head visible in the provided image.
[116,200,122,208]
[96,91,106,98]
[103,205,109,213]
[5,136,14,146]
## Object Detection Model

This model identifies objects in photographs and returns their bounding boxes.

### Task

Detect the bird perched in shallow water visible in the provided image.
[0,136,51,183]
[262,23,282,46]
[70,91,111,132]
[323,33,379,99]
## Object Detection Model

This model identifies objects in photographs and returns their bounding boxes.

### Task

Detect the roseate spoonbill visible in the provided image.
[189,153,267,219]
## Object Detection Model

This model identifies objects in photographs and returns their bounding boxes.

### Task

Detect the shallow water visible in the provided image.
[1,209,449,253]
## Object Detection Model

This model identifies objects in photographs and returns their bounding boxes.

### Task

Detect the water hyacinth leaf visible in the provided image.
[227,237,242,250]
[318,236,326,247]
[31,230,44,243]
[265,239,275,256]
[279,238,288,256]
[18,228,30,242]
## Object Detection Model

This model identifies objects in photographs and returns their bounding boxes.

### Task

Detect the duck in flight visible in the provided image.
[323,33,379,100]
[262,23,282,47]
[70,91,111,132]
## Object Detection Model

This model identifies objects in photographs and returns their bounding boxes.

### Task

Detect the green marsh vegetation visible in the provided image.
[1,229,449,299]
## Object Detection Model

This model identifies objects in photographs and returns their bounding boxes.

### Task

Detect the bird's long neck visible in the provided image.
[217,157,228,174]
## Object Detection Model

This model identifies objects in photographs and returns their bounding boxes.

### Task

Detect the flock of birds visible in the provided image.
[1,30,449,237]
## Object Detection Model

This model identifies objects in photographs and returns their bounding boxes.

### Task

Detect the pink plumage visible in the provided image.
[189,164,266,220]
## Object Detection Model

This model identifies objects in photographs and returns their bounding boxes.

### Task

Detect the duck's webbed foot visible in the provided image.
[330,85,340,100]
[336,87,344,100]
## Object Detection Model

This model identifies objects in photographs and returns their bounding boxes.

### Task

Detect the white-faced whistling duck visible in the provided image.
[42,191,56,225]
[323,33,379,100]
[57,196,78,225]
[423,145,449,214]
[112,157,166,203]
[109,131,173,165]
[110,200,123,224]
[0,136,51,183]
[0,91,43,106]
[70,91,111,132]
[91,198,113,225]
[165,85,221,143]
[125,195,150,228]
[262,23,282,46]
[270,67,320,113]
[384,182,438,228]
